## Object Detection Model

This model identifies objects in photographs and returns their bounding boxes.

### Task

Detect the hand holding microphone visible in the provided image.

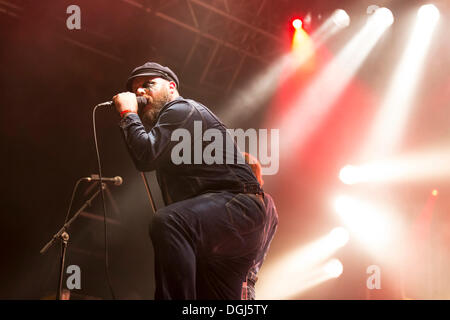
[112,92,140,114]
[97,94,148,115]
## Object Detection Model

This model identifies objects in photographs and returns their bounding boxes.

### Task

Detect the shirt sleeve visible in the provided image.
[118,100,196,172]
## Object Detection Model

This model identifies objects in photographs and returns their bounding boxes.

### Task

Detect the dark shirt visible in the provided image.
[119,96,261,204]
[243,193,278,300]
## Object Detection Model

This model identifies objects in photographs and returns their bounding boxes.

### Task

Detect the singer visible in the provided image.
[113,62,269,300]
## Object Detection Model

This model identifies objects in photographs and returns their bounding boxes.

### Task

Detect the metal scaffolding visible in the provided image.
[1,0,288,94]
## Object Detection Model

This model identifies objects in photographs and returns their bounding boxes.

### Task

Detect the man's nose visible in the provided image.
[136,88,147,96]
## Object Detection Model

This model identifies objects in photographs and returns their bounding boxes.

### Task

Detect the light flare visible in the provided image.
[279,8,394,157]
[257,227,349,299]
[333,195,396,253]
[362,5,440,158]
[219,9,350,125]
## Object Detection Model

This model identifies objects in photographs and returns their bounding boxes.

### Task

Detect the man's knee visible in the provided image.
[149,208,175,241]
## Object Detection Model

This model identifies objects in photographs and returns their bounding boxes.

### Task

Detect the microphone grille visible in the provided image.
[114,176,123,186]
[136,96,148,108]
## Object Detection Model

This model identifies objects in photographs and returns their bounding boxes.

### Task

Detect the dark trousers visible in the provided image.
[149,192,266,300]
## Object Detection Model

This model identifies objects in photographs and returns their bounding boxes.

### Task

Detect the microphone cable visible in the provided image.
[92,103,116,300]
[63,177,84,225]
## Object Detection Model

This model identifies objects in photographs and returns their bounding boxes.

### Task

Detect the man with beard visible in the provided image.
[113,62,267,300]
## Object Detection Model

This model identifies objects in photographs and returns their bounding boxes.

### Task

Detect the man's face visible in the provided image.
[131,76,171,128]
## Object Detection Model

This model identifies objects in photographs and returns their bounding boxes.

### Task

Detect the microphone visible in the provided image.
[97,96,148,108]
[84,174,123,186]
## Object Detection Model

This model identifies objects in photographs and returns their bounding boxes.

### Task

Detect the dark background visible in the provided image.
[1,0,450,299]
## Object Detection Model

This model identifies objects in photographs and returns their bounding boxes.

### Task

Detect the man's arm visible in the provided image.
[119,101,196,171]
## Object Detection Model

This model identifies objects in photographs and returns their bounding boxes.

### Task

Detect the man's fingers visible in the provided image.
[113,92,139,113]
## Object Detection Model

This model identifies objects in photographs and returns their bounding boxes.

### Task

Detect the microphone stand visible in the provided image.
[140,172,157,215]
[40,183,106,300]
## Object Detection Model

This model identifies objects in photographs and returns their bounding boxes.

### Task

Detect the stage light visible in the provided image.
[339,165,359,185]
[327,227,350,248]
[418,4,440,22]
[432,189,438,197]
[292,24,313,53]
[291,27,315,74]
[312,9,351,47]
[333,195,396,253]
[293,18,303,30]
[323,259,343,278]
[339,163,395,185]
[278,7,393,157]
[219,10,349,126]
[339,162,397,185]
[332,9,350,28]
[362,5,440,158]
[257,226,350,299]
[373,7,394,26]
[337,147,450,185]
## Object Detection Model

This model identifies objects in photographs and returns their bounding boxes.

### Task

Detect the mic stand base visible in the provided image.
[57,232,69,300]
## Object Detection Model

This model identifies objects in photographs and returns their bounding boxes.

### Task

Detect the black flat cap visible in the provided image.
[126,62,179,91]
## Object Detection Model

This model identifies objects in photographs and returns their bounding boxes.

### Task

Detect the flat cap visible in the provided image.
[126,62,179,91]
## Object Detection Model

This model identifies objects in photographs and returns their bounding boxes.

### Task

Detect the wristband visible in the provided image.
[120,110,135,118]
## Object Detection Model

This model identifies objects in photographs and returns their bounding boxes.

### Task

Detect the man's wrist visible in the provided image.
[120,109,136,118]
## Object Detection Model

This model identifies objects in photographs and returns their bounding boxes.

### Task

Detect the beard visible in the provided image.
[139,88,170,130]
